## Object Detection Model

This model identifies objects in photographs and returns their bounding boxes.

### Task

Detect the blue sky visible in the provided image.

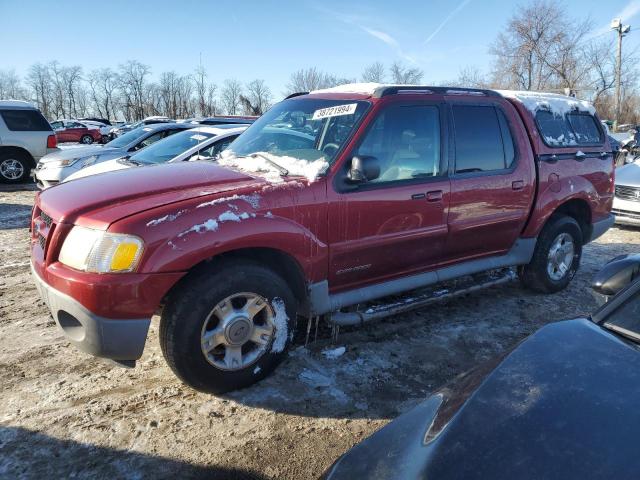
[2,0,640,97]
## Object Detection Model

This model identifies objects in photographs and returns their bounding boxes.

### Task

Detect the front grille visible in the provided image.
[40,211,52,228]
[32,207,56,258]
[612,208,640,220]
[38,234,46,250]
[615,185,640,202]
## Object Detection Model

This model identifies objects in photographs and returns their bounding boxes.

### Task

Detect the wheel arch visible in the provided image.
[0,146,36,167]
[161,247,309,315]
[551,198,592,241]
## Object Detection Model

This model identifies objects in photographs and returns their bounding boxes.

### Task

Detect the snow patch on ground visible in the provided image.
[270,298,289,353]
[321,346,346,360]
[219,151,328,183]
[498,90,595,116]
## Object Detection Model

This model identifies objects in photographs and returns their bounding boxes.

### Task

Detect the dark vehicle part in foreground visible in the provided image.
[324,255,640,480]
[31,84,614,393]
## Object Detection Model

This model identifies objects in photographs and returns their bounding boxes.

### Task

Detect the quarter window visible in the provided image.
[355,105,441,183]
[0,109,52,131]
[452,105,513,173]
[567,113,603,144]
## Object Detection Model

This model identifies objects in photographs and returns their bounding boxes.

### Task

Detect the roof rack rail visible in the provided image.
[284,91,309,99]
[374,86,500,98]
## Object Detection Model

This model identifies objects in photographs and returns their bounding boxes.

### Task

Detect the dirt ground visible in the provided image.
[1,186,639,479]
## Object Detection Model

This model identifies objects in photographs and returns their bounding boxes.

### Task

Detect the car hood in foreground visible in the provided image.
[325,319,640,480]
[37,161,266,229]
[616,161,640,187]
[64,158,130,181]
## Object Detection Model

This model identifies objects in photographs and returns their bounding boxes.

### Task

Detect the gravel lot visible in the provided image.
[1,186,638,479]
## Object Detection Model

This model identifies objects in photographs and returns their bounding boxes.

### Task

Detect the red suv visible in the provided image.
[31,85,614,393]
[50,120,102,144]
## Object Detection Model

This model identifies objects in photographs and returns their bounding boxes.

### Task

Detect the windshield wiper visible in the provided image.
[250,153,289,176]
[118,156,142,166]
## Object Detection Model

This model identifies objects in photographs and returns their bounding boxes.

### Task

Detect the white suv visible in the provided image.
[0,100,58,183]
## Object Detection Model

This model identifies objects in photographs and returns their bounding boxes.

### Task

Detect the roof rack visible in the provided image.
[374,86,500,98]
[284,91,309,99]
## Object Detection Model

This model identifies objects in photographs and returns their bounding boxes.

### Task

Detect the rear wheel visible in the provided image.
[160,261,297,394]
[80,134,93,144]
[519,215,583,293]
[0,151,31,183]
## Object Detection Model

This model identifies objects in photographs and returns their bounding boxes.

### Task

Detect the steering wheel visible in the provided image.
[322,143,340,157]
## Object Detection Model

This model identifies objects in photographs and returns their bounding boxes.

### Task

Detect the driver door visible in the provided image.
[327,100,451,291]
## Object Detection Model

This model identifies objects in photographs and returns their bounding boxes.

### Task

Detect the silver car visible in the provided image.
[613,161,640,226]
[33,123,194,188]
[0,100,58,183]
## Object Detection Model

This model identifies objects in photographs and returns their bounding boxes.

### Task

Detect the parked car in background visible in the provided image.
[65,125,247,181]
[50,120,103,144]
[0,100,57,183]
[79,117,111,126]
[324,254,640,480]
[33,122,194,188]
[31,85,613,393]
[111,116,173,136]
[200,115,258,126]
[612,160,640,226]
[79,120,114,143]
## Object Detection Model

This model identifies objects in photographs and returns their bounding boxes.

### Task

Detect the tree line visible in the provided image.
[1,0,637,124]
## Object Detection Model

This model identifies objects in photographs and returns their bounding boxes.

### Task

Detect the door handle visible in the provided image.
[411,193,426,200]
[512,180,525,191]
[426,190,443,202]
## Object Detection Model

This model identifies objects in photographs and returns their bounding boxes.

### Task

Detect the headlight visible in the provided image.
[50,157,82,168]
[58,226,144,273]
[81,155,99,168]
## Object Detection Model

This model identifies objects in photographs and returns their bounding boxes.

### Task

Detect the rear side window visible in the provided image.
[452,105,513,173]
[535,110,603,147]
[567,113,603,144]
[0,109,52,132]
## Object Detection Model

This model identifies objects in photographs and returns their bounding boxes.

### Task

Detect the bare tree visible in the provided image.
[26,63,52,118]
[87,68,119,119]
[118,60,151,120]
[389,62,423,84]
[0,70,27,100]
[242,79,272,115]
[286,68,341,94]
[220,79,242,115]
[361,62,386,83]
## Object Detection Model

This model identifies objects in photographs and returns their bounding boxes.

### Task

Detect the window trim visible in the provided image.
[448,101,520,179]
[334,100,449,194]
[535,109,605,149]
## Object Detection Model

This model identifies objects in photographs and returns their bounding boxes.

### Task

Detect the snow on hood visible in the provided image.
[615,161,640,187]
[218,151,328,183]
[40,145,107,162]
[498,90,596,116]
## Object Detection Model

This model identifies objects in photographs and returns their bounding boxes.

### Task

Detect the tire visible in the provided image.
[160,260,298,394]
[0,151,31,183]
[519,215,583,293]
[80,135,93,144]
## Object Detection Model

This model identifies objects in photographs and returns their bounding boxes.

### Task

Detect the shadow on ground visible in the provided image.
[0,426,268,479]
[0,203,32,230]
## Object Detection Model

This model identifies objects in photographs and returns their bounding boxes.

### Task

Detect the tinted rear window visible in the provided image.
[0,109,52,131]
[452,105,511,173]
[535,110,603,147]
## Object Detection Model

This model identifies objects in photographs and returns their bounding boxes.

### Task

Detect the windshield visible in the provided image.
[221,98,369,181]
[105,126,149,148]
[131,129,215,164]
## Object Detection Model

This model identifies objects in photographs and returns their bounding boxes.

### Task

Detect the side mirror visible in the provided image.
[348,155,380,183]
[592,254,640,300]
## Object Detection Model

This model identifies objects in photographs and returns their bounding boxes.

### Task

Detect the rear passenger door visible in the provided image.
[445,99,535,261]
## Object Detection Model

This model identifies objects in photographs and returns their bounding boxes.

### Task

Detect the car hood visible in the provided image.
[39,145,121,163]
[616,161,640,187]
[38,161,266,229]
[64,158,130,182]
[325,319,640,480]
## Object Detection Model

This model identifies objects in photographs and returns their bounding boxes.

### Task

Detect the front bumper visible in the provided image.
[32,164,81,189]
[31,262,151,361]
[612,196,640,227]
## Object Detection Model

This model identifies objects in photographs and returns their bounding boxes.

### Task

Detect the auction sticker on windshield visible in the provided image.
[190,134,208,141]
[312,103,358,120]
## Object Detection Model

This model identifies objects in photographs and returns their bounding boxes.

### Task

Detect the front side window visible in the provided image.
[200,135,238,158]
[453,105,511,173]
[354,104,441,183]
[0,109,51,131]
[222,98,369,180]
[131,129,215,164]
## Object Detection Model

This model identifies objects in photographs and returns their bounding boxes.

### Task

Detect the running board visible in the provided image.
[328,268,517,326]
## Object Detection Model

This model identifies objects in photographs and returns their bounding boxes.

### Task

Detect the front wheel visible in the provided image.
[0,152,31,183]
[80,134,93,144]
[160,261,297,394]
[519,215,583,293]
